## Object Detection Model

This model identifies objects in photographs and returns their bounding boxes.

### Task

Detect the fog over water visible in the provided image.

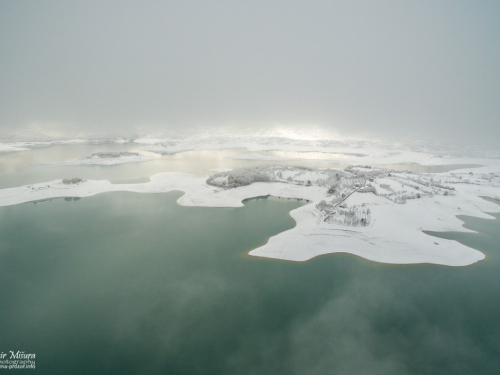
[1,1,499,146]
[1,191,499,374]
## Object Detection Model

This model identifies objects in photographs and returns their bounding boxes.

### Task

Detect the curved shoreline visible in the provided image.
[0,171,498,267]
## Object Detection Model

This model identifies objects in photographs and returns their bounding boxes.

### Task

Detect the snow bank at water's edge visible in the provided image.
[1,171,498,267]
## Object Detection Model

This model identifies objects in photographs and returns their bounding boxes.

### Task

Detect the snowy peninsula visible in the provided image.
[1,161,499,267]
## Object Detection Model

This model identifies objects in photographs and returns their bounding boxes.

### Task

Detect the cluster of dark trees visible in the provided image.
[62,178,84,185]
[207,167,271,188]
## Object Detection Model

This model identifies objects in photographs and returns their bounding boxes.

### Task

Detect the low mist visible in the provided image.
[1,1,499,146]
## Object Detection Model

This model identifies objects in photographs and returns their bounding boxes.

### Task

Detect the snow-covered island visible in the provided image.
[38,151,155,166]
[1,161,499,267]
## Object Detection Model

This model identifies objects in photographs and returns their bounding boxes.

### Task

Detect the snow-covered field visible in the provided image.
[1,134,499,266]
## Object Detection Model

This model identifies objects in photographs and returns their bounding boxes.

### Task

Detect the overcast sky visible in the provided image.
[0,1,499,144]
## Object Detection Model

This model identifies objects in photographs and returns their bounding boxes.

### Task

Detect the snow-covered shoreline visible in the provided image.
[37,152,156,166]
[0,138,128,153]
[1,164,499,267]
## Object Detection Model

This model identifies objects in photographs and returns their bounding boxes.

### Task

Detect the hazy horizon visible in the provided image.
[1,1,499,147]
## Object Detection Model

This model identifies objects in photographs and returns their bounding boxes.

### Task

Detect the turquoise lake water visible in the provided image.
[0,191,499,374]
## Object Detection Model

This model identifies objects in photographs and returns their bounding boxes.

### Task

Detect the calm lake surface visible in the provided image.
[0,194,499,374]
[0,145,498,374]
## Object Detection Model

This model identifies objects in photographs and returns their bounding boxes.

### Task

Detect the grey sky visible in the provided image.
[0,1,499,144]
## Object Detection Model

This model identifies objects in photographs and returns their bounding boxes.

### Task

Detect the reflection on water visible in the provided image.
[0,192,499,374]
[0,144,482,189]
